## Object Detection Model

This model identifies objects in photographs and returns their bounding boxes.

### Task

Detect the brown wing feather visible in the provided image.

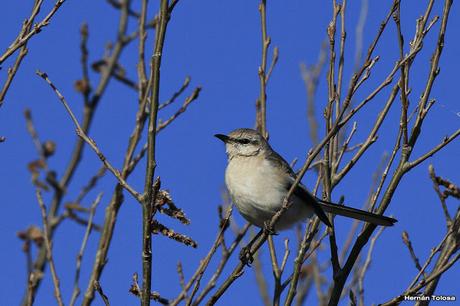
[264,143,396,227]
[265,149,332,227]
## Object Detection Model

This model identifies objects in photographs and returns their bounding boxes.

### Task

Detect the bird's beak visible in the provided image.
[214,134,230,143]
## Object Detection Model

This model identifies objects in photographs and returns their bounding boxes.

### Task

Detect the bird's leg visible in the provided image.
[263,220,278,236]
[239,229,263,266]
[239,246,253,266]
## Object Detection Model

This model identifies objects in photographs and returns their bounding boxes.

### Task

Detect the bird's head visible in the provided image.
[214,128,268,158]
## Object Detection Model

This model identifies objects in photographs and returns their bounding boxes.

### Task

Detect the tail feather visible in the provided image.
[318,200,397,226]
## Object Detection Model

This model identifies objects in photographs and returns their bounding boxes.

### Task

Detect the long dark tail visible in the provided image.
[317,200,397,226]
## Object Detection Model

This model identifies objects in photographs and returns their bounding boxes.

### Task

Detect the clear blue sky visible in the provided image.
[1,1,459,305]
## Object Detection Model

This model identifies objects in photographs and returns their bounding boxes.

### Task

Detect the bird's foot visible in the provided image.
[239,246,254,266]
[263,221,277,236]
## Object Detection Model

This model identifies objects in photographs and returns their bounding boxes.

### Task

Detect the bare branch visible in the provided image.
[333,83,398,186]
[357,227,384,306]
[156,87,202,132]
[255,0,272,138]
[129,273,169,305]
[70,194,103,306]
[300,42,327,146]
[35,189,64,306]
[406,128,460,171]
[170,206,238,306]
[0,0,66,65]
[354,0,368,70]
[159,76,191,110]
[190,223,250,306]
[381,252,460,305]
[253,247,271,306]
[106,0,140,18]
[402,231,426,278]
[36,70,142,202]
[75,167,106,205]
[94,281,110,306]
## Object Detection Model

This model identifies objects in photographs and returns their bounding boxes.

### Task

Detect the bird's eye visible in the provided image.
[239,138,251,144]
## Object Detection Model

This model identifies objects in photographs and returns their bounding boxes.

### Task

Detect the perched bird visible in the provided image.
[215,128,396,231]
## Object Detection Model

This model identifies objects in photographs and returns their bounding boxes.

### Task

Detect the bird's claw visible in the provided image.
[239,246,254,266]
[263,221,277,236]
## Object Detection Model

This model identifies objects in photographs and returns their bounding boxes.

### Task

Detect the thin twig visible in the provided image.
[401,231,425,277]
[127,87,202,173]
[357,227,384,306]
[191,223,250,306]
[25,1,131,304]
[253,246,271,306]
[129,273,169,305]
[81,2,186,303]
[0,0,43,104]
[405,128,460,171]
[70,193,103,306]
[75,167,106,204]
[140,0,169,303]
[106,0,140,17]
[429,165,455,224]
[94,281,110,306]
[35,189,64,306]
[300,42,327,146]
[354,0,368,71]
[156,87,201,132]
[24,108,49,169]
[381,252,460,306]
[255,0,271,138]
[328,0,452,304]
[408,230,452,290]
[333,121,357,173]
[159,76,191,110]
[77,23,91,104]
[0,0,66,65]
[36,70,142,202]
[394,0,409,146]
[177,262,186,293]
[333,83,399,186]
[170,206,235,306]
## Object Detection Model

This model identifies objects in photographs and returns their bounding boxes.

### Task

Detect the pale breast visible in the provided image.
[225,157,287,212]
[225,156,314,230]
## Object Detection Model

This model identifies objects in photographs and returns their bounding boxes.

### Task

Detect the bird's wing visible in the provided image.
[290,182,332,227]
[266,149,332,227]
[265,148,297,177]
[265,146,396,227]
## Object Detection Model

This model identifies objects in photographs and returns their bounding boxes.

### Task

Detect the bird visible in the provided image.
[215,128,397,231]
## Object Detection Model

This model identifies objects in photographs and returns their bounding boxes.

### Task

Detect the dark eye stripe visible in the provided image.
[234,138,259,145]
